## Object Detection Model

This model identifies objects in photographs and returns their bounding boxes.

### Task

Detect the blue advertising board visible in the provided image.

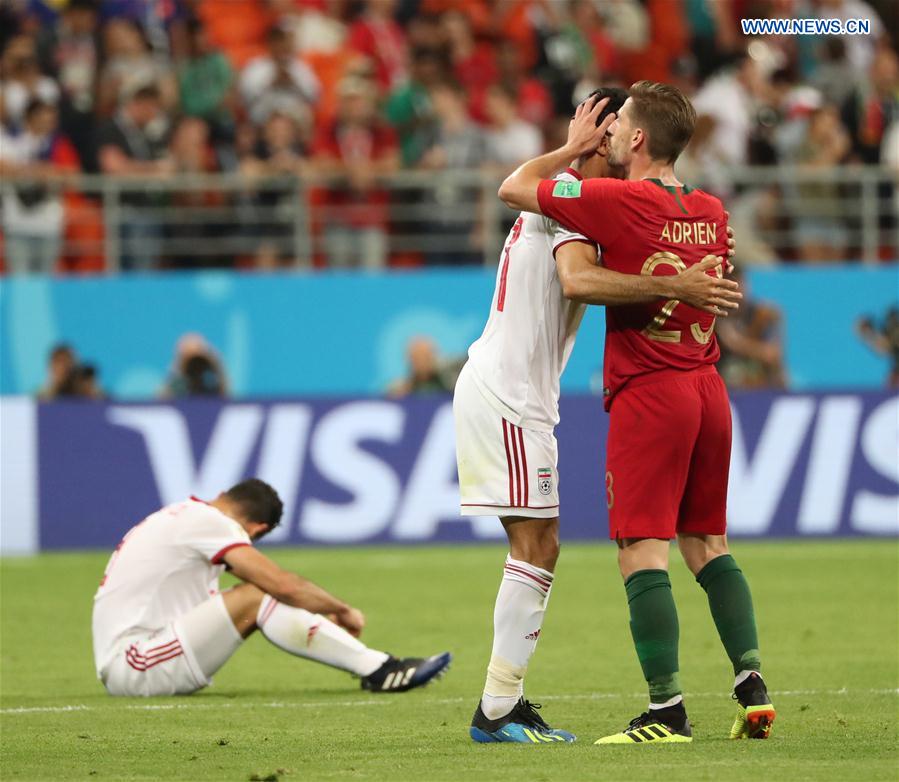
[0,267,896,399]
[1,390,894,553]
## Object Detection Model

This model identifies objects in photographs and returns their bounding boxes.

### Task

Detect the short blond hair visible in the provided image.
[628,80,696,163]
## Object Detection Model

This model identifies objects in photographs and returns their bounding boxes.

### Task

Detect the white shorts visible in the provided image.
[453,364,560,519]
[101,594,242,697]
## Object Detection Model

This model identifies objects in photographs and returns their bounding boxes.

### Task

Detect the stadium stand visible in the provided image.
[0,0,897,272]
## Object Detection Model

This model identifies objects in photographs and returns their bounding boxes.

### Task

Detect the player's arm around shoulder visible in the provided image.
[223,546,366,636]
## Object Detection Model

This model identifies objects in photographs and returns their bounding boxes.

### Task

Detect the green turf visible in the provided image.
[1,540,897,781]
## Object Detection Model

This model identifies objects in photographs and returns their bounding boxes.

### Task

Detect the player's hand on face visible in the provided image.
[334,606,366,637]
[673,255,742,316]
[566,96,614,158]
[724,211,736,274]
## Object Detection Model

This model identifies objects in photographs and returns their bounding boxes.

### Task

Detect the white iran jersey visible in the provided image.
[92,499,251,675]
[466,170,596,431]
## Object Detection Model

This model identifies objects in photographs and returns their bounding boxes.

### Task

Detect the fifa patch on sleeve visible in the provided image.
[552,180,582,198]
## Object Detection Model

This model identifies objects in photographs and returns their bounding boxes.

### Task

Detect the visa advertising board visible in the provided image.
[1,391,895,553]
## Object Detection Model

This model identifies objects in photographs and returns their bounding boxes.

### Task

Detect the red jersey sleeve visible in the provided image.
[536,177,629,247]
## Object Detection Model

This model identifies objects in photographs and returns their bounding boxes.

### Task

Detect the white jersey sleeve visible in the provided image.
[551,220,596,258]
[178,503,252,564]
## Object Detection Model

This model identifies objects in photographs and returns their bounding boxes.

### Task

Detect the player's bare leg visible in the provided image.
[219,584,451,692]
[678,533,774,739]
[470,516,574,743]
[596,537,692,744]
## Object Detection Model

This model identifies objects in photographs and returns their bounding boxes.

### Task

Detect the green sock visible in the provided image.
[625,569,681,704]
[696,554,761,675]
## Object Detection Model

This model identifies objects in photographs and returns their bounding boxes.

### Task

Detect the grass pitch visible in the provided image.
[1,540,897,781]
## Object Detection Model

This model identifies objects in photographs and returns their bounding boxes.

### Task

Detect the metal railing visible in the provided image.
[1,166,895,272]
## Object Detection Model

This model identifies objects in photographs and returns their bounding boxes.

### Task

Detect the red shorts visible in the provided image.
[605,365,731,540]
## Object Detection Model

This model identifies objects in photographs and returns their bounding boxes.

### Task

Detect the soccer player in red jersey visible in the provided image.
[498,82,775,743]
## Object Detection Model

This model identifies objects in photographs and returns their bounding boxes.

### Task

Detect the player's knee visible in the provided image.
[679,534,729,575]
[222,583,266,632]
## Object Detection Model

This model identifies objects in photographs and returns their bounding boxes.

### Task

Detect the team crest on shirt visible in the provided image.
[537,468,553,496]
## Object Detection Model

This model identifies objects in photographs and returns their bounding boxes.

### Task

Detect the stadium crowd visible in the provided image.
[1,0,897,272]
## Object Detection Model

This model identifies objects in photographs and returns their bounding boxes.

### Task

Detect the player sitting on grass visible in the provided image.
[499,82,775,744]
[455,88,742,744]
[92,479,451,697]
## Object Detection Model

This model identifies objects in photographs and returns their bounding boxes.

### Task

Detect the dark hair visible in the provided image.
[223,479,283,531]
[627,80,696,163]
[67,0,98,12]
[585,86,628,126]
[49,343,74,361]
[267,24,290,43]
[131,84,162,103]
[24,98,55,122]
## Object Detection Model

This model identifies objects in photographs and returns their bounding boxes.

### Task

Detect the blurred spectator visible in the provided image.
[542,0,618,107]
[312,77,399,269]
[810,39,857,110]
[240,109,309,266]
[0,100,79,274]
[492,44,552,128]
[283,0,348,55]
[58,362,107,400]
[815,0,886,74]
[160,333,229,398]
[483,84,543,168]
[239,24,319,128]
[857,306,899,388]
[387,336,456,397]
[882,118,899,221]
[347,0,409,92]
[1,33,60,129]
[440,10,497,121]
[841,44,899,164]
[384,48,445,167]
[96,18,177,118]
[418,80,486,266]
[166,116,230,268]
[689,51,771,195]
[37,343,76,400]
[717,272,787,389]
[176,19,235,146]
[97,84,171,270]
[685,0,739,80]
[793,105,851,262]
[36,0,100,171]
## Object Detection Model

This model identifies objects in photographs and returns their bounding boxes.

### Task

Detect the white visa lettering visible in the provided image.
[851,396,899,534]
[727,397,815,534]
[300,401,403,542]
[393,402,503,540]
[797,397,863,534]
[255,404,313,543]
[107,405,264,504]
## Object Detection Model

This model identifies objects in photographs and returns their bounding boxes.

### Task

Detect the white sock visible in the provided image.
[481,555,554,720]
[649,694,683,710]
[734,669,762,688]
[256,596,389,676]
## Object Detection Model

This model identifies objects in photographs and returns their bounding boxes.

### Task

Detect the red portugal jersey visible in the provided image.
[536,177,728,408]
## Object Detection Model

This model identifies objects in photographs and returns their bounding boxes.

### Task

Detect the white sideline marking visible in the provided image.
[2,688,896,716]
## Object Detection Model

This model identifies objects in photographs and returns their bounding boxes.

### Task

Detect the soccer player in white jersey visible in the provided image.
[455,88,742,743]
[92,479,451,697]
